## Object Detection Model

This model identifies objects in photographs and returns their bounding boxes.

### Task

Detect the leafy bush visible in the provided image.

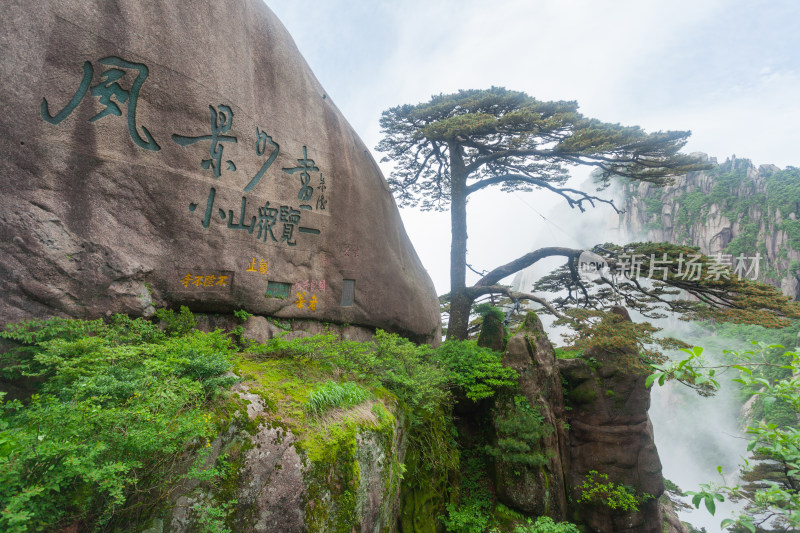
[0,312,524,532]
[576,470,651,512]
[233,309,253,322]
[441,450,493,533]
[435,340,517,400]
[554,347,582,359]
[486,395,552,468]
[441,500,491,533]
[154,305,198,336]
[486,511,581,532]
[513,516,581,533]
[649,342,800,530]
[0,313,236,531]
[305,381,371,415]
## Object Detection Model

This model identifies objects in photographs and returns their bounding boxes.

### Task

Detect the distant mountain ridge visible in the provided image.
[619,154,800,299]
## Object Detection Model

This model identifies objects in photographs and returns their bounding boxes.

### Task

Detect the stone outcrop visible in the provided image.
[0,0,440,342]
[557,317,665,532]
[620,154,800,300]
[488,309,671,532]
[660,498,690,533]
[493,312,567,520]
[240,315,376,344]
[477,309,506,353]
[158,379,406,533]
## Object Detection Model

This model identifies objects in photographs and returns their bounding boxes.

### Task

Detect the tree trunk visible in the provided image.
[447,144,471,340]
[447,291,472,341]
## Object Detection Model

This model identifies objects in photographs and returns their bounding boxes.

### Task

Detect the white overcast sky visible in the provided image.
[266,0,800,295]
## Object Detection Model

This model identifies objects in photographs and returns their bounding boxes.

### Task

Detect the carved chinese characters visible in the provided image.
[42,57,326,248]
[1,0,441,342]
[41,57,160,151]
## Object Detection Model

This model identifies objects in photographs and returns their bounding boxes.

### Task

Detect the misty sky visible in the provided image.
[266,0,800,295]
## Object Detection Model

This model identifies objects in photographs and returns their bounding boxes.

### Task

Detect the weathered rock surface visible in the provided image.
[228,386,307,532]
[0,0,440,342]
[486,309,671,532]
[494,312,568,520]
[161,381,406,533]
[476,310,506,353]
[557,321,665,532]
[240,315,376,344]
[660,498,690,533]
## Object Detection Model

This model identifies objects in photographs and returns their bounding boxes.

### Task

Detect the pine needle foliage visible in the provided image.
[377,87,710,340]
[537,242,800,328]
[433,340,517,401]
[377,87,706,211]
[557,309,689,372]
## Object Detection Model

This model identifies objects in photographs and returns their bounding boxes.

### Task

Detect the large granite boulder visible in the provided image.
[0,0,440,342]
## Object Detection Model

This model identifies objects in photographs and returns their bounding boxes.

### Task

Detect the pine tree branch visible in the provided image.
[475,247,582,287]
[464,284,565,319]
[465,173,620,212]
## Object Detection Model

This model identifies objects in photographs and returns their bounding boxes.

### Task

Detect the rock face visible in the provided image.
[477,310,506,353]
[557,333,665,531]
[494,313,567,520]
[620,154,800,300]
[488,310,671,532]
[0,0,440,342]
[163,381,406,533]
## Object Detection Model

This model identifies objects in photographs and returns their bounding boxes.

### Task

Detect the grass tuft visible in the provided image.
[305,381,370,416]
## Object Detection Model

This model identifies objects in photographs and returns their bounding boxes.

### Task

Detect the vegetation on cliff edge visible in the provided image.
[0,310,521,532]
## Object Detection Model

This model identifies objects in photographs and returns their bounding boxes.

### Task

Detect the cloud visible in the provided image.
[266,0,800,295]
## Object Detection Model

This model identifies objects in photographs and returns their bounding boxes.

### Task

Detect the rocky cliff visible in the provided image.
[162,361,406,533]
[0,301,685,532]
[484,311,684,533]
[619,155,800,299]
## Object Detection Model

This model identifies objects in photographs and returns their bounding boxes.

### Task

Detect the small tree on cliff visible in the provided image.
[377,87,709,339]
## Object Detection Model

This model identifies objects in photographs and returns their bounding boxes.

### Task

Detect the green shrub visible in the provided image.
[442,500,491,533]
[474,302,506,321]
[486,395,552,468]
[0,313,236,531]
[155,305,198,336]
[514,516,581,533]
[434,340,517,400]
[576,470,652,512]
[233,309,253,322]
[1,317,521,532]
[487,514,581,533]
[441,451,493,533]
[554,347,582,359]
